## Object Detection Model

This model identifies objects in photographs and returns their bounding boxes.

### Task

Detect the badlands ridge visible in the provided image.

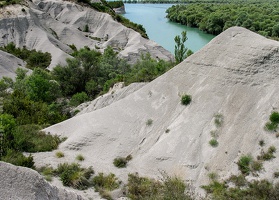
[35,26,279,197]
[0,0,173,70]
[0,0,279,199]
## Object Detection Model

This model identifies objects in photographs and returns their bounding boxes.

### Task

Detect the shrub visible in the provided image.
[208,172,218,181]
[237,155,253,175]
[68,44,77,52]
[265,122,278,131]
[13,124,62,152]
[26,51,52,69]
[76,154,84,161]
[270,112,279,123]
[114,14,148,39]
[259,140,265,146]
[56,163,94,190]
[251,160,263,172]
[92,173,120,191]
[257,146,276,161]
[37,165,54,182]
[69,92,89,107]
[83,24,89,32]
[126,173,192,200]
[209,139,218,147]
[56,151,64,158]
[1,149,34,168]
[181,94,192,105]
[228,174,247,187]
[265,111,279,131]
[146,119,153,126]
[126,173,162,199]
[113,157,127,168]
[162,175,190,200]
[268,145,276,153]
[214,113,224,127]
[202,179,279,199]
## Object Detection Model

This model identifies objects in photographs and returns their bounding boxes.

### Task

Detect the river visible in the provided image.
[122,4,215,54]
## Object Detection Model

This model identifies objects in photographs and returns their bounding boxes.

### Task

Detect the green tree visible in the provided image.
[26,51,51,69]
[25,68,61,103]
[52,48,101,96]
[0,114,16,154]
[174,31,191,64]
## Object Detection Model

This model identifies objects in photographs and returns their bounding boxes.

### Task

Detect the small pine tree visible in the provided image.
[174,31,192,64]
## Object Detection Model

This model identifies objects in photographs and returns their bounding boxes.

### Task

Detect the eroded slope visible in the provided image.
[35,27,279,193]
[0,0,173,69]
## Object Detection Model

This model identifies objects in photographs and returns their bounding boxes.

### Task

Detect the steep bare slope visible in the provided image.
[0,50,27,79]
[35,27,279,193]
[0,161,84,200]
[0,0,173,69]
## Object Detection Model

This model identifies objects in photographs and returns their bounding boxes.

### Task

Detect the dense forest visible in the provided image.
[166,2,279,38]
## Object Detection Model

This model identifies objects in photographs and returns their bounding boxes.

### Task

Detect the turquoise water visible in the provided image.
[123,4,215,54]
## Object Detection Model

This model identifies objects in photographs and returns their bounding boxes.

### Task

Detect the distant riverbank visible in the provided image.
[122,4,215,54]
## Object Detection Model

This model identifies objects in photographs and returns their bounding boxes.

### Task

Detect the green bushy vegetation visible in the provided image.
[126,173,192,200]
[202,178,279,199]
[181,94,192,105]
[0,43,51,69]
[146,119,153,126]
[37,165,55,181]
[257,146,276,161]
[237,154,263,175]
[114,14,148,39]
[265,111,279,131]
[174,31,193,64]
[0,68,65,168]
[13,124,62,152]
[56,162,94,190]
[209,138,218,147]
[113,157,128,168]
[107,1,124,9]
[69,92,89,107]
[0,0,23,7]
[166,2,279,39]
[113,154,132,168]
[37,163,94,189]
[55,151,64,158]
[237,155,253,175]
[92,172,120,199]
[76,154,85,161]
[53,47,173,98]
[1,149,34,168]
